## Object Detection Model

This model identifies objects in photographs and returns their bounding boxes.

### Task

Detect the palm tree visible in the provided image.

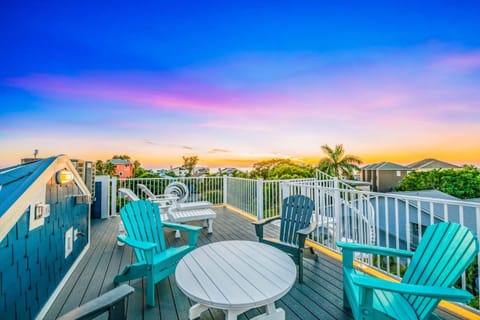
[133,160,141,177]
[318,144,362,179]
[104,161,116,176]
[95,160,105,175]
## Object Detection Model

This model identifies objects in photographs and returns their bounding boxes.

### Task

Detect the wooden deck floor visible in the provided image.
[46,207,462,320]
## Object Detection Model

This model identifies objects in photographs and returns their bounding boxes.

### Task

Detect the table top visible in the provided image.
[175,240,296,310]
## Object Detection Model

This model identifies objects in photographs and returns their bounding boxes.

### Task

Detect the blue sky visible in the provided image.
[1,1,479,168]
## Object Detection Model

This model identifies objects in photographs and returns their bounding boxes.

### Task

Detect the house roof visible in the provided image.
[0,157,56,217]
[110,159,131,165]
[0,155,90,241]
[408,158,460,170]
[389,189,460,201]
[362,161,410,170]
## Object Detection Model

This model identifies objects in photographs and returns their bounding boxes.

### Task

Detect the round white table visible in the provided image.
[175,240,296,320]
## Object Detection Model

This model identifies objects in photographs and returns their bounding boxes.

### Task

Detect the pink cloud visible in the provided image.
[432,51,480,70]
[7,74,296,117]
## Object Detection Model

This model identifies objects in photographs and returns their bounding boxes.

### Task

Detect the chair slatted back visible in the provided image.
[402,222,479,319]
[280,195,315,245]
[119,200,167,262]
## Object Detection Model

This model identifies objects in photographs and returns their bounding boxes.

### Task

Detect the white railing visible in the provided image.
[100,173,480,306]
[225,177,258,217]
[282,182,480,304]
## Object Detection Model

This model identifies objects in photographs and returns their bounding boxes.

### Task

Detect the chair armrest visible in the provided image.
[336,241,414,258]
[163,222,202,246]
[297,223,317,248]
[57,284,134,320]
[252,216,282,226]
[351,274,473,302]
[163,222,202,232]
[117,235,157,251]
[252,216,281,239]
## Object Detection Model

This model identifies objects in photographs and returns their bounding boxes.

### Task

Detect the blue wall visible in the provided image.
[0,175,89,319]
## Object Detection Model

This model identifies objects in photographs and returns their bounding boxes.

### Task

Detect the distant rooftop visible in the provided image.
[408,158,460,170]
[362,161,410,170]
[110,159,131,165]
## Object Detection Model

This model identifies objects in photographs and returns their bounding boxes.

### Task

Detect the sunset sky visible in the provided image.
[1,2,479,169]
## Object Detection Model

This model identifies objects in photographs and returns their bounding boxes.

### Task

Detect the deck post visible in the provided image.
[223,176,228,205]
[111,177,117,216]
[334,178,342,241]
[257,179,263,220]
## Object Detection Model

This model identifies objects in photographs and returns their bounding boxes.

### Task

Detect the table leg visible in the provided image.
[226,309,243,320]
[250,303,285,320]
[189,303,209,320]
[207,219,213,233]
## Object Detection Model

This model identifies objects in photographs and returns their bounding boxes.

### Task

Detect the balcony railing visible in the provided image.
[101,172,480,307]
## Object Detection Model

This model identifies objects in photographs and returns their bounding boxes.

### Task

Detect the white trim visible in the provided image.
[35,242,90,320]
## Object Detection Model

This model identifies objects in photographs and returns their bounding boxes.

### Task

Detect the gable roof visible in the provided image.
[0,157,56,217]
[0,155,90,241]
[408,158,461,170]
[362,161,410,170]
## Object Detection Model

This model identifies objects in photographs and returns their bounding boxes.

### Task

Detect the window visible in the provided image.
[396,170,401,177]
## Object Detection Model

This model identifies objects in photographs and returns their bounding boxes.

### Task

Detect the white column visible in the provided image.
[223,175,228,205]
[257,179,264,220]
[110,177,117,216]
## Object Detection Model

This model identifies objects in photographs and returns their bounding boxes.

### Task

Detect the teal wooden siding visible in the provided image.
[0,175,89,319]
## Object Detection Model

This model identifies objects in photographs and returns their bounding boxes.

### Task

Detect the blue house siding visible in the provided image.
[0,173,89,319]
[370,195,478,250]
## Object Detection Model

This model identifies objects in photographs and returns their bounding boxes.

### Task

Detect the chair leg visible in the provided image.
[343,289,351,309]
[298,250,304,283]
[146,270,155,307]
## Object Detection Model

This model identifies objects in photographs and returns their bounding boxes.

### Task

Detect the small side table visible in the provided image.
[175,240,296,320]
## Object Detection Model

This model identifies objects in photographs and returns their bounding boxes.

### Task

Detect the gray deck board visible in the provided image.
[46,207,465,320]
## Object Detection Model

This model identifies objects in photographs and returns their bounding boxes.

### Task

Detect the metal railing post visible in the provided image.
[256,179,263,220]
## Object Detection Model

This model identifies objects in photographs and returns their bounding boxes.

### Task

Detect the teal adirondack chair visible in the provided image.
[337,222,479,319]
[114,200,202,307]
[253,194,317,283]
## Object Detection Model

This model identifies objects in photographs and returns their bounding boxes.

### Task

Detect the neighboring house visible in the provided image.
[218,167,236,176]
[372,190,478,250]
[193,166,210,176]
[342,179,372,191]
[111,158,133,178]
[0,155,90,319]
[171,166,188,177]
[360,162,410,192]
[408,158,461,171]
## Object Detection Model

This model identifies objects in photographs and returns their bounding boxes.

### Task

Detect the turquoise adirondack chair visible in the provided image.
[337,222,479,319]
[253,194,317,283]
[114,200,202,307]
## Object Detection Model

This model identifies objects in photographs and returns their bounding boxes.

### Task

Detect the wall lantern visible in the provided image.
[56,169,74,184]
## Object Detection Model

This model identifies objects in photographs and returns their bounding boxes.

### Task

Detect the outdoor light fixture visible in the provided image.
[56,169,74,184]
